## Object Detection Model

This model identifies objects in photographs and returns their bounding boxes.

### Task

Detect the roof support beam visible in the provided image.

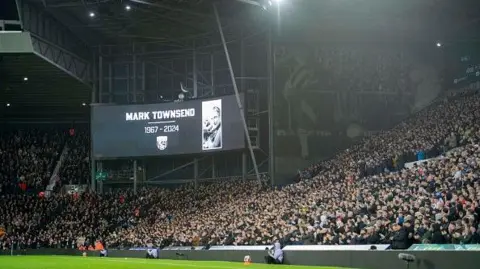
[233,0,262,7]
[14,0,24,29]
[44,0,112,8]
[135,7,206,33]
[16,0,92,85]
[130,0,211,18]
[31,34,90,85]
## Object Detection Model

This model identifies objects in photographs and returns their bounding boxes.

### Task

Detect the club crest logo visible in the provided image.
[156,136,168,150]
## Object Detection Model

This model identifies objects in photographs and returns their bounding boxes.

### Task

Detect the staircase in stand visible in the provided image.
[45,144,69,197]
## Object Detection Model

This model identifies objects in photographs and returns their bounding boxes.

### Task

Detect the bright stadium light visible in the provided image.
[89,11,96,18]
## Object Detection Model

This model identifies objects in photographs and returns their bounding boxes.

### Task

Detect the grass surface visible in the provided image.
[0,256,354,269]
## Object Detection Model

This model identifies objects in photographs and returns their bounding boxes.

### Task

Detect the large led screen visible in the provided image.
[91,94,245,158]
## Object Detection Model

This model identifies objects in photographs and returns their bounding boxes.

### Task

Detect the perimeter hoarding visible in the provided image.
[91,94,245,158]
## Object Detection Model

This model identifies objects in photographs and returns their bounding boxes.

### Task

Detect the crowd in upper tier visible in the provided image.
[59,129,90,186]
[0,129,65,195]
[1,91,480,250]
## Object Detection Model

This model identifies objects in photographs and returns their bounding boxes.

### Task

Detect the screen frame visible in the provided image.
[90,94,246,160]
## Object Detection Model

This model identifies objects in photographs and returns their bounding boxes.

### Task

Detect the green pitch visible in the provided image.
[0,256,354,269]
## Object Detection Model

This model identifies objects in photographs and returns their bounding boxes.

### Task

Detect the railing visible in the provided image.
[145,172,270,186]
[45,144,69,196]
[62,184,88,195]
[0,20,21,32]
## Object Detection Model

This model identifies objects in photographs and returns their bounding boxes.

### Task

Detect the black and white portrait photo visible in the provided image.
[202,99,222,150]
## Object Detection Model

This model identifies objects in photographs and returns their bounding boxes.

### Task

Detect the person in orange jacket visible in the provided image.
[95,241,104,251]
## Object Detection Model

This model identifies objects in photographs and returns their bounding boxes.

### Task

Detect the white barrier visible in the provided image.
[209,246,270,251]
[173,244,392,251]
[404,158,435,169]
[283,244,390,251]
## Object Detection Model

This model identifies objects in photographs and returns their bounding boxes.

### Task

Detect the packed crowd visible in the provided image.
[1,92,480,250]
[0,129,65,195]
[0,191,143,250]
[313,46,412,95]
[59,129,90,186]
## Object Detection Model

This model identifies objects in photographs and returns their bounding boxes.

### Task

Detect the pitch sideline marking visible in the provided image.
[49,256,246,269]
[100,259,349,269]
[102,258,245,269]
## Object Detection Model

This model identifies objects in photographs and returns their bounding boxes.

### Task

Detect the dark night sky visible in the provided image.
[0,0,19,21]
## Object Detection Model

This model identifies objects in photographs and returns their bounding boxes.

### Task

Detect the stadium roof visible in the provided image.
[0,53,90,119]
[21,0,480,49]
[30,0,254,46]
[1,0,480,121]
[0,0,257,121]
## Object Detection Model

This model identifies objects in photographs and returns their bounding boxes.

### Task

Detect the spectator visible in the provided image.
[0,129,65,194]
[2,92,480,251]
[59,129,90,186]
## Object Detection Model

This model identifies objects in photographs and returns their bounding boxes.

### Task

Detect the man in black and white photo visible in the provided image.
[265,242,284,264]
[146,248,158,259]
[202,100,222,150]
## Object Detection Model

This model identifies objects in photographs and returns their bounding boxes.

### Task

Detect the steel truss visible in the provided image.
[90,32,271,192]
[16,0,92,85]
[84,0,273,192]
[31,35,90,84]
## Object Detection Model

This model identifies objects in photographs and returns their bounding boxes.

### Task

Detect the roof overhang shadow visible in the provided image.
[0,32,91,121]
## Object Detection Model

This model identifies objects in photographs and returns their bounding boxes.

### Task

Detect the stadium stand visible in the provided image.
[1,91,480,251]
[0,129,66,195]
[59,129,90,186]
